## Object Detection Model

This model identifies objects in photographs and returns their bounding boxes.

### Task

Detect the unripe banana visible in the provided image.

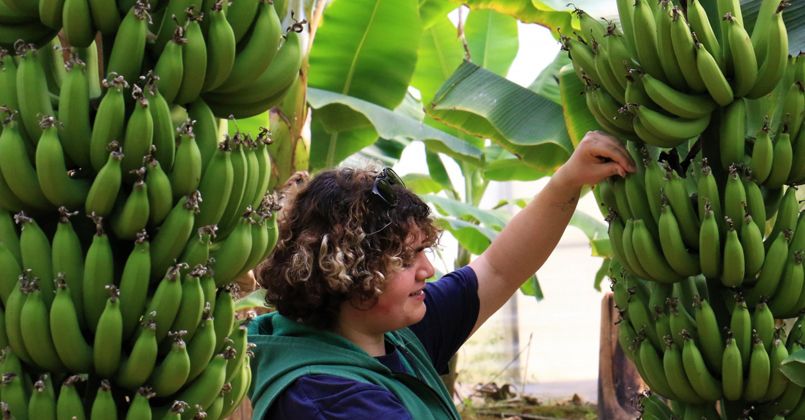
[753,301,776,352]
[49,275,92,373]
[150,193,200,278]
[89,75,128,173]
[36,117,91,209]
[725,13,758,98]
[765,127,793,189]
[724,165,747,227]
[212,212,255,286]
[663,338,705,404]
[692,296,723,373]
[142,265,185,343]
[631,0,664,81]
[83,214,115,330]
[174,10,207,104]
[86,145,124,217]
[124,387,155,420]
[15,44,53,143]
[176,349,231,410]
[143,75,176,171]
[16,212,53,303]
[722,334,744,401]
[89,380,117,419]
[658,202,700,277]
[745,230,791,306]
[170,120,203,198]
[769,187,798,244]
[195,140,234,230]
[20,278,65,372]
[747,4,789,99]
[0,111,51,211]
[695,41,733,106]
[27,375,56,420]
[663,165,699,249]
[669,8,707,92]
[170,265,205,341]
[763,339,791,402]
[144,154,173,226]
[119,231,151,339]
[105,1,148,84]
[57,57,92,169]
[116,319,158,391]
[681,332,722,401]
[213,285,234,353]
[744,334,771,401]
[751,119,775,184]
[1,372,28,419]
[741,212,766,279]
[62,0,96,48]
[768,251,804,317]
[154,26,186,105]
[121,87,155,178]
[721,218,746,288]
[688,0,722,70]
[149,331,191,396]
[641,73,715,119]
[731,298,752,369]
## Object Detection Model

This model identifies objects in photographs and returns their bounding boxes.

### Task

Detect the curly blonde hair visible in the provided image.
[255,167,441,329]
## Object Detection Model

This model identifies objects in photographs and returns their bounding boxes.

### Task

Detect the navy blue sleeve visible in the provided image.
[408,265,479,375]
[266,375,413,420]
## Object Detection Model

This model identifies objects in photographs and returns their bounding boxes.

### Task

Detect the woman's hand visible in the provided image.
[552,130,636,190]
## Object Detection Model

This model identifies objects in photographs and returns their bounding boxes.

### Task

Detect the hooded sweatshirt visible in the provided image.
[248,266,479,419]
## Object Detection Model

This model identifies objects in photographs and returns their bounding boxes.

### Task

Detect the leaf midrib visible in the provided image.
[342,0,382,95]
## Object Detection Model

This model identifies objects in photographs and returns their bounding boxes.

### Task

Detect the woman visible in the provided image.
[248,131,634,419]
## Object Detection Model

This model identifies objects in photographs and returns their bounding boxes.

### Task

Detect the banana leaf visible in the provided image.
[558,63,600,148]
[569,209,611,258]
[528,52,571,105]
[419,0,461,29]
[781,349,805,387]
[427,61,573,171]
[309,0,421,133]
[465,9,519,77]
[520,275,544,300]
[463,0,573,38]
[412,16,465,105]
[402,174,446,195]
[423,194,508,229]
[234,288,269,312]
[433,218,496,255]
[741,0,805,53]
[307,88,483,169]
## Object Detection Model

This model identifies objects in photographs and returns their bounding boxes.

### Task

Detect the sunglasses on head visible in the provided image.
[370,167,404,208]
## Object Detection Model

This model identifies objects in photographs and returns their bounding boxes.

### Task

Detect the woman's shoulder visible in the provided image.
[267,374,413,419]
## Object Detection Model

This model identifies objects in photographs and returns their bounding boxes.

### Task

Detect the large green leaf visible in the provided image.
[528,51,571,105]
[740,0,805,53]
[308,88,483,169]
[423,194,508,229]
[569,210,611,258]
[434,218,496,255]
[558,63,600,149]
[427,61,572,171]
[519,275,544,300]
[465,10,519,77]
[419,0,460,29]
[464,0,573,38]
[309,0,422,133]
[412,16,465,105]
[234,288,269,312]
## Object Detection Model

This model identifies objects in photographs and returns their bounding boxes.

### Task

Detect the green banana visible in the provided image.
[203,0,236,91]
[143,75,175,171]
[213,285,234,353]
[86,145,123,217]
[212,212,254,286]
[170,265,205,340]
[187,98,219,170]
[663,165,700,249]
[27,375,56,420]
[111,173,150,240]
[641,73,715,119]
[763,338,791,402]
[765,128,793,189]
[186,304,216,382]
[93,285,123,378]
[745,230,791,306]
[725,13,758,98]
[82,214,115,330]
[194,140,234,230]
[780,80,805,140]
[1,372,28,419]
[150,193,199,278]
[35,116,90,208]
[631,218,683,283]
[681,332,722,401]
[722,334,744,401]
[0,111,51,210]
[692,296,723,373]
[695,40,734,107]
[753,301,777,352]
[61,0,96,47]
[181,226,215,268]
[215,135,248,236]
[744,334,771,401]
[144,153,173,226]
[743,177,766,236]
[124,387,154,420]
[89,75,128,173]
[174,10,207,104]
[658,202,700,277]
[170,120,202,198]
[622,219,653,279]
[16,213,53,303]
[89,380,117,420]
[49,275,92,373]
[731,298,753,369]
[121,88,155,178]
[149,332,191,396]
[118,231,151,338]
[176,349,231,410]
[593,40,626,104]
[720,101,747,170]
[631,0,664,81]
[87,0,120,35]
[19,278,64,372]
[57,57,92,169]
[741,212,766,279]
[0,242,21,305]
[669,7,707,92]
[768,251,804,316]
[5,272,32,363]
[116,319,158,390]
[752,0,784,64]
[153,26,185,105]
[769,187,799,243]
[51,210,85,313]
[213,1,281,93]
[751,119,775,183]
[141,265,184,342]
[721,218,746,288]
[663,338,705,404]
[724,166,747,227]
[56,375,86,420]
[15,44,53,143]
[747,4,789,99]
[688,0,722,70]
[696,159,722,226]
[107,2,149,94]
[655,1,686,90]
[790,119,805,183]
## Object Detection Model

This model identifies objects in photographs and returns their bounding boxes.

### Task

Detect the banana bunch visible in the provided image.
[566,0,794,161]
[0,0,303,417]
[612,272,805,418]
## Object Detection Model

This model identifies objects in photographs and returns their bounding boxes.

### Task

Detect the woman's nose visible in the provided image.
[417,254,435,281]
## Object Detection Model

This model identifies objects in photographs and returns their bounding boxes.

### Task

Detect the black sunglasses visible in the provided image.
[370,167,404,208]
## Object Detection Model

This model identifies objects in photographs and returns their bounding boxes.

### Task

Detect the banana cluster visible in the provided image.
[614,273,805,418]
[568,0,801,178]
[0,0,297,418]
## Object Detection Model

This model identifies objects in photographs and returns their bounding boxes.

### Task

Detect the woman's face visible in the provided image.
[360,229,436,333]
